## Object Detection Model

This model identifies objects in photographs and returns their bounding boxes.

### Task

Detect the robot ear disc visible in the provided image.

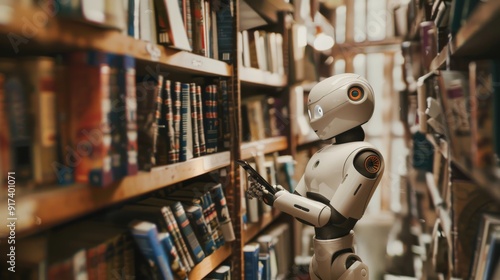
[348,86,364,101]
[364,155,381,173]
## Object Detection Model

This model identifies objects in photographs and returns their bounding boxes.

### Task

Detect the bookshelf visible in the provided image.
[0,151,230,237]
[400,0,500,278]
[0,0,300,279]
[242,209,282,244]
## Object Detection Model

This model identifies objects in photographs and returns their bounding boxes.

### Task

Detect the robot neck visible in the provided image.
[334,126,365,144]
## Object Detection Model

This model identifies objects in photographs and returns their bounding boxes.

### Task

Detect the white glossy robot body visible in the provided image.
[246,73,384,280]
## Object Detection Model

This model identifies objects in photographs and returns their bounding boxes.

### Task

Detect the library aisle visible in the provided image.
[0,0,499,279]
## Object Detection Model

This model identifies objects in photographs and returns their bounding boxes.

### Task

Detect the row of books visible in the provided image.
[239,154,296,225]
[137,73,230,171]
[0,52,230,188]
[244,222,293,280]
[241,95,287,143]
[45,0,234,64]
[11,181,235,280]
[239,30,285,75]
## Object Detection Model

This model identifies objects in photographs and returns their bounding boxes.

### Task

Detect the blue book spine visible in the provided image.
[130,221,175,280]
[184,204,216,256]
[159,232,188,280]
[210,184,235,242]
[244,244,260,280]
[216,0,234,64]
[259,253,271,280]
[171,202,206,263]
[179,83,190,161]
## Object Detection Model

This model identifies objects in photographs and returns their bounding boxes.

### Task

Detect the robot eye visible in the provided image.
[348,86,364,102]
[314,105,323,119]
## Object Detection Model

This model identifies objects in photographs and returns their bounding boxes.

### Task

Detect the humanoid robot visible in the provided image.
[246,73,384,280]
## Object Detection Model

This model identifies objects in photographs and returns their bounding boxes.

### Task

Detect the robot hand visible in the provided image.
[246,177,284,206]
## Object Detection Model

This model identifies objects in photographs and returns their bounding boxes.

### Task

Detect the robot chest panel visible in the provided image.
[303,145,353,198]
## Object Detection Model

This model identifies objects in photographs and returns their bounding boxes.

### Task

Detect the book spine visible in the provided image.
[162,206,195,270]
[173,82,182,163]
[185,204,216,255]
[196,85,206,155]
[185,0,193,48]
[190,83,201,158]
[159,232,188,280]
[123,56,139,175]
[216,0,233,64]
[210,184,235,242]
[203,84,217,154]
[128,0,140,39]
[163,80,176,164]
[5,75,32,182]
[153,75,165,165]
[205,191,224,247]
[180,83,192,161]
[171,201,206,263]
[191,0,206,56]
[156,77,168,166]
[244,244,260,280]
[130,221,175,280]
[67,51,114,186]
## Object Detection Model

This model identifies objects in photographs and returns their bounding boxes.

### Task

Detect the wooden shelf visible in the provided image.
[430,45,449,71]
[0,151,230,237]
[425,172,444,208]
[451,158,500,202]
[333,37,403,54]
[240,67,287,88]
[240,136,288,159]
[0,5,231,77]
[451,0,500,58]
[242,209,282,244]
[188,243,232,279]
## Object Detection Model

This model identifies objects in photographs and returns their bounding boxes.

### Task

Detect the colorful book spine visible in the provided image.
[158,231,188,280]
[210,183,235,242]
[179,83,192,161]
[244,243,261,280]
[216,0,234,64]
[153,75,165,165]
[173,82,182,163]
[196,85,206,155]
[190,82,201,157]
[184,204,216,256]
[191,0,206,56]
[203,84,218,153]
[171,201,206,263]
[163,80,176,164]
[156,77,168,166]
[185,0,193,48]
[123,56,139,175]
[129,220,175,280]
[162,206,195,270]
[66,51,113,186]
[205,191,224,247]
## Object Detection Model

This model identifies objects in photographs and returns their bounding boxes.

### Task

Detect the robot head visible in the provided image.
[307,73,375,140]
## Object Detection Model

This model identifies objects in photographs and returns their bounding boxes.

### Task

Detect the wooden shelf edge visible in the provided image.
[0,5,231,77]
[451,0,500,57]
[241,136,288,159]
[425,172,444,208]
[240,67,287,87]
[242,210,281,244]
[0,152,231,237]
[188,243,232,279]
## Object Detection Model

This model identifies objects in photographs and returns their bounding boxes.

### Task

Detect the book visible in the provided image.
[154,0,192,51]
[257,234,278,280]
[163,80,177,164]
[122,56,139,176]
[66,51,113,186]
[56,0,106,26]
[129,220,175,280]
[183,203,216,256]
[136,73,162,171]
[173,82,182,163]
[158,232,188,280]
[127,0,140,39]
[169,201,206,263]
[191,0,207,56]
[243,97,266,142]
[203,84,218,154]
[195,85,206,155]
[179,83,193,161]
[218,79,230,151]
[216,0,234,64]
[483,230,500,280]
[259,253,271,280]
[189,83,201,157]
[468,60,496,168]
[243,243,260,280]
[22,57,57,186]
[139,0,157,43]
[209,183,236,242]
[206,264,231,280]
[470,213,500,280]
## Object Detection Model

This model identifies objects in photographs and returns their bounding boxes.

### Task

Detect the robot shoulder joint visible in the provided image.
[352,149,383,179]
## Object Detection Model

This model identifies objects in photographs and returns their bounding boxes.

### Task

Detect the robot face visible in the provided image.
[307,74,375,140]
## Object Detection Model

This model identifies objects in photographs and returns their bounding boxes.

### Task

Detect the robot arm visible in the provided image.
[247,177,332,227]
